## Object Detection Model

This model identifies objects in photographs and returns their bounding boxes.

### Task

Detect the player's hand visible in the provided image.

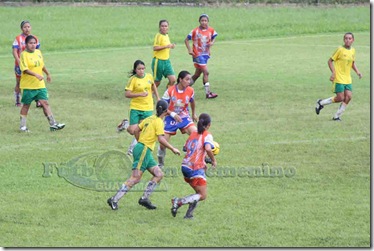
[169,43,176,49]
[36,74,44,81]
[174,114,182,123]
[192,114,198,122]
[211,159,217,169]
[358,72,362,79]
[329,74,335,82]
[14,85,20,93]
[172,147,181,156]
[139,92,148,97]
[46,75,51,83]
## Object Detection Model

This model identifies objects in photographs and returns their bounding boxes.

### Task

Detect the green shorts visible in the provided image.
[333,83,352,93]
[129,109,153,125]
[132,143,158,172]
[151,58,175,82]
[21,88,48,105]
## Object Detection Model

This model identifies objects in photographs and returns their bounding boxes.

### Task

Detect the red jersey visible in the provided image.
[162,85,195,119]
[186,26,217,57]
[12,34,40,66]
[182,130,214,170]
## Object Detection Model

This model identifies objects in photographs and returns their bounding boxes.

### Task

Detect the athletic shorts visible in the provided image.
[164,116,195,135]
[182,166,207,187]
[21,88,48,105]
[151,58,175,82]
[333,83,352,93]
[15,65,21,77]
[132,143,158,172]
[193,55,210,68]
[129,109,153,125]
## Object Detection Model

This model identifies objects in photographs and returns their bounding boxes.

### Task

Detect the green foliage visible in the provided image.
[0,5,370,247]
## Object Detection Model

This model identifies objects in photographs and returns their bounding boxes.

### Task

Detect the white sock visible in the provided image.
[128,138,137,152]
[20,115,27,128]
[320,97,334,106]
[334,103,346,118]
[180,194,201,205]
[204,82,210,94]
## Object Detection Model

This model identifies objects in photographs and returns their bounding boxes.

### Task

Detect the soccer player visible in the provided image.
[19,35,65,132]
[12,20,42,107]
[185,14,218,99]
[151,20,176,88]
[315,32,362,121]
[122,60,160,155]
[157,70,198,169]
[170,113,217,219]
[107,100,181,210]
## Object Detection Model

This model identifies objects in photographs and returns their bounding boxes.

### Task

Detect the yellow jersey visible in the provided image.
[153,33,171,60]
[331,46,356,85]
[125,73,154,111]
[138,115,165,151]
[19,49,45,89]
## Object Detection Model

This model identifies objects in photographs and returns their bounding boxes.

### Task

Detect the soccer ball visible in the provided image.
[212,141,220,155]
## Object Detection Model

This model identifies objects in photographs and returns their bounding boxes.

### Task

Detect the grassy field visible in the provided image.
[0,5,370,247]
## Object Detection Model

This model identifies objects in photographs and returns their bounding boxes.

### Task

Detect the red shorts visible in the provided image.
[184,177,207,187]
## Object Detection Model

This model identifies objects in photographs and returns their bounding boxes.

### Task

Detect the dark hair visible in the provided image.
[197,113,211,134]
[20,20,30,29]
[344,32,354,39]
[199,14,209,22]
[177,70,190,84]
[159,20,168,27]
[156,100,168,117]
[128,60,145,77]
[25,35,36,44]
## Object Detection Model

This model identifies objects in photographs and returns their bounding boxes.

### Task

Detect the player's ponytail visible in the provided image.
[197,113,211,134]
[156,100,168,117]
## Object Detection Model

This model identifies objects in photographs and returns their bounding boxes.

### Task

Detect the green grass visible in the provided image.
[0,5,370,247]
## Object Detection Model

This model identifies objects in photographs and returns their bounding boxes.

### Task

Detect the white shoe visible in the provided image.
[20,126,30,132]
[117,119,129,132]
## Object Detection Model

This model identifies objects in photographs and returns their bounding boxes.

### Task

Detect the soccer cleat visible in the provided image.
[127,149,133,156]
[206,92,218,99]
[171,197,181,217]
[332,117,342,121]
[36,101,42,108]
[107,197,118,210]
[20,126,30,133]
[50,123,65,131]
[117,119,129,133]
[138,198,157,210]
[315,99,324,115]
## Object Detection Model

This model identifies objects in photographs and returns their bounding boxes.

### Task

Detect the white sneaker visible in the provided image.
[117,119,129,133]
[20,126,30,132]
[50,123,65,131]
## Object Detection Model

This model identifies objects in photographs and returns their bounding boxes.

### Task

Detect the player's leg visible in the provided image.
[201,65,218,99]
[157,133,172,168]
[333,88,352,121]
[190,66,202,86]
[152,57,162,88]
[126,110,141,155]
[14,75,22,107]
[36,89,65,131]
[19,89,33,132]
[316,83,344,115]
[139,163,164,210]
[108,143,145,210]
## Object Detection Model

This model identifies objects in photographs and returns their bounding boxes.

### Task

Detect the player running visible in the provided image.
[185,14,218,99]
[170,113,217,219]
[315,32,362,121]
[157,70,198,169]
[107,100,180,210]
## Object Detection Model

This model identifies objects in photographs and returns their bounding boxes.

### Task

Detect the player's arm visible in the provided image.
[42,66,51,83]
[184,36,194,56]
[190,99,197,122]
[151,82,160,101]
[125,90,148,98]
[205,143,217,168]
[12,48,20,65]
[352,61,362,79]
[327,58,335,82]
[153,44,175,51]
[158,135,180,155]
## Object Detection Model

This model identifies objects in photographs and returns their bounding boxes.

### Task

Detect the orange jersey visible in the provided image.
[162,85,195,118]
[182,130,214,170]
[186,26,217,57]
[13,34,40,66]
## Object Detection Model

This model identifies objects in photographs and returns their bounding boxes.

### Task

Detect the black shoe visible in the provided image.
[138,197,157,210]
[50,123,65,131]
[107,197,118,210]
[315,99,324,115]
[171,197,181,217]
[332,117,342,121]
